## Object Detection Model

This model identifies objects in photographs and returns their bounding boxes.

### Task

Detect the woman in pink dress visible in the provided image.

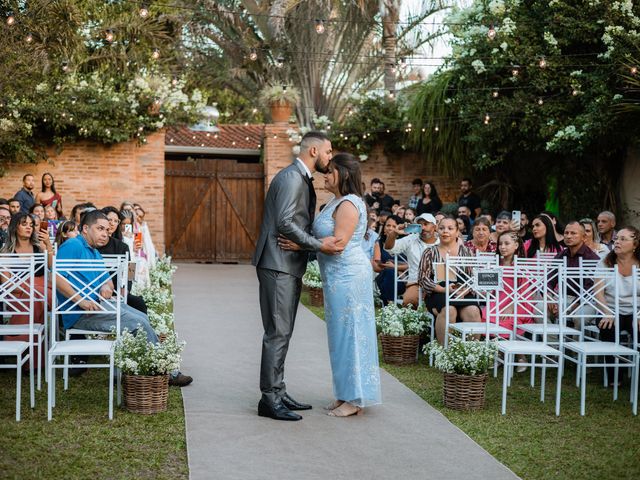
[35,172,63,218]
[524,214,562,257]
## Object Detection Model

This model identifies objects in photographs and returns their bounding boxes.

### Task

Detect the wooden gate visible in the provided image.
[165,159,264,262]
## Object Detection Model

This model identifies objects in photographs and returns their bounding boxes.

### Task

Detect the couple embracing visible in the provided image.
[252,131,382,421]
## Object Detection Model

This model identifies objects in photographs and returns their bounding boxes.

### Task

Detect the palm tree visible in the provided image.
[188,0,448,126]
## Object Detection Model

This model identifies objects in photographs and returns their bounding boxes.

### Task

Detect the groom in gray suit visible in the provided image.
[252,131,343,421]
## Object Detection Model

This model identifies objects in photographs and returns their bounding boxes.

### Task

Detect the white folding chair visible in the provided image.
[393,254,409,305]
[563,264,639,415]
[62,254,129,388]
[48,256,127,420]
[444,255,508,346]
[0,255,37,421]
[0,253,48,392]
[494,261,564,415]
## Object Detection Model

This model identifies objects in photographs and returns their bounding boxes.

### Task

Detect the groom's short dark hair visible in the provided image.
[300,131,330,149]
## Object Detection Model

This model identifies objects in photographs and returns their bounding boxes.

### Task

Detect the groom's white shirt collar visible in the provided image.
[296,158,312,179]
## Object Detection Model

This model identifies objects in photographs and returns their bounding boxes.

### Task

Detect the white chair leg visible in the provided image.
[541,357,547,403]
[603,359,608,387]
[580,361,587,416]
[493,352,498,378]
[37,331,42,391]
[29,351,35,410]
[632,359,639,415]
[108,357,114,420]
[117,368,122,407]
[555,357,563,416]
[48,357,54,421]
[16,354,22,422]
[576,353,582,387]
[501,353,509,415]
[613,358,619,401]
[530,334,537,387]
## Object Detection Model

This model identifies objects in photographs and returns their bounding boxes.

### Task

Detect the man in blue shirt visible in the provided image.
[56,209,192,386]
[14,174,35,215]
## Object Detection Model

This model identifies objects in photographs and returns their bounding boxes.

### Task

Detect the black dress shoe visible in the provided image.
[258,399,302,421]
[282,393,312,411]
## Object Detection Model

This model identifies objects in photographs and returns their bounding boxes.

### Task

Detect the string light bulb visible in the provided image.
[487,24,497,40]
[484,114,491,124]
[171,77,178,86]
[25,33,33,43]
[315,19,325,34]
[388,90,395,99]
[538,57,547,69]
[61,61,70,72]
[434,125,439,132]
[511,66,520,77]
[139,4,149,18]
[152,49,160,59]
[249,48,258,61]
[105,29,115,42]
[492,90,499,98]
[572,88,579,96]
[275,57,284,68]
[537,97,544,105]
[6,14,15,26]
[631,66,638,75]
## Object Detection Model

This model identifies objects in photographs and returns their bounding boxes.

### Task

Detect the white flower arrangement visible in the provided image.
[147,310,175,335]
[114,328,184,376]
[132,283,173,314]
[376,304,432,337]
[149,255,177,289]
[424,338,497,376]
[302,260,323,289]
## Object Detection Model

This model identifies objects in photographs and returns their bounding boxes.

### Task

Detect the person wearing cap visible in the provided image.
[384,213,439,308]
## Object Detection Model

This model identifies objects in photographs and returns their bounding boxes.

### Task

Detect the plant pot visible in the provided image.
[443,372,488,411]
[158,333,167,343]
[123,373,169,414]
[307,286,324,308]
[269,102,293,123]
[379,334,420,365]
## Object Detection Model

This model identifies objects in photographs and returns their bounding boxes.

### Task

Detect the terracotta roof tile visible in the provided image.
[166,124,264,150]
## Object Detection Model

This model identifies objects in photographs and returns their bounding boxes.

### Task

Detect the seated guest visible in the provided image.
[385,213,438,308]
[597,210,617,251]
[360,218,379,261]
[395,205,406,219]
[99,206,148,314]
[490,211,512,243]
[1,212,53,368]
[595,226,640,383]
[456,215,471,242]
[479,211,494,226]
[457,205,473,223]
[35,172,63,218]
[8,198,21,216]
[373,215,407,305]
[434,211,445,225]
[29,203,45,223]
[404,207,417,223]
[408,178,423,210]
[0,204,11,249]
[54,220,78,247]
[367,208,380,234]
[418,216,482,344]
[416,181,443,215]
[55,210,192,386]
[579,217,609,258]
[44,205,58,221]
[464,217,497,254]
[525,214,562,257]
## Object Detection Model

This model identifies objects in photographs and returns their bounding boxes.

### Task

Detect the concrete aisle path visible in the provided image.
[174,264,518,480]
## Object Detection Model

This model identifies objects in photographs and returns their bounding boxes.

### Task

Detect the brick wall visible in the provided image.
[0,131,166,253]
[263,131,460,209]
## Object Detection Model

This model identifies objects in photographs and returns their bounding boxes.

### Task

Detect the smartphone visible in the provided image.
[39,221,49,233]
[124,224,133,234]
[512,210,522,230]
[404,223,422,234]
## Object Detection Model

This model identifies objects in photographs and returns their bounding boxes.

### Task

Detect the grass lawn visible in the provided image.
[0,367,188,480]
[301,294,640,480]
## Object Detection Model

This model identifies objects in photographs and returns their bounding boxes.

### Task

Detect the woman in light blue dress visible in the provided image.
[311,153,382,416]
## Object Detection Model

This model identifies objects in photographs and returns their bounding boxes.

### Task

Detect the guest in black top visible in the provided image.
[416,181,443,215]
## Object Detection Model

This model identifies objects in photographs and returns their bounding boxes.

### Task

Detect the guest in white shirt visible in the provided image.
[384,213,439,308]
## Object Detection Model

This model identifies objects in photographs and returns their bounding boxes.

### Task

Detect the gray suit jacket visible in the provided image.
[252,161,323,278]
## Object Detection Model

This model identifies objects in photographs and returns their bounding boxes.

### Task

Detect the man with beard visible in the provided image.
[252,131,343,421]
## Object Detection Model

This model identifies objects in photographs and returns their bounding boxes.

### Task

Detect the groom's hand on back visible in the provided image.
[320,236,343,255]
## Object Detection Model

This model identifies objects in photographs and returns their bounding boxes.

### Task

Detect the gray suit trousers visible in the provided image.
[257,267,302,404]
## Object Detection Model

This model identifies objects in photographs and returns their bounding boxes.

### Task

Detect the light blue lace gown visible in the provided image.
[313,194,382,407]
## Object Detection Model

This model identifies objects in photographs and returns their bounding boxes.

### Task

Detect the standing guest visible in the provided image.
[408,178,423,210]
[14,174,36,214]
[525,214,562,257]
[465,217,497,254]
[364,178,394,212]
[416,181,443,215]
[70,202,96,224]
[133,203,157,268]
[518,212,533,241]
[579,218,609,258]
[29,204,45,222]
[457,205,473,223]
[595,226,640,383]
[120,201,134,213]
[385,213,439,308]
[418,216,483,344]
[395,205,406,220]
[373,215,407,305]
[597,211,617,251]
[8,198,21,216]
[35,172,63,218]
[0,204,11,249]
[479,211,494,227]
[0,198,9,210]
[541,211,565,244]
[404,207,417,223]
[458,178,481,219]
[490,211,512,243]
[54,220,78,247]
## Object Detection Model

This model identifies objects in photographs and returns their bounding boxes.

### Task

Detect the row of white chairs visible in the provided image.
[437,254,639,416]
[0,253,129,421]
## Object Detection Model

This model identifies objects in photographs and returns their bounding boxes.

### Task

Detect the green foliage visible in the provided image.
[331,95,407,157]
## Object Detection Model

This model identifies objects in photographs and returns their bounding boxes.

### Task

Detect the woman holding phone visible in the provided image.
[35,173,64,218]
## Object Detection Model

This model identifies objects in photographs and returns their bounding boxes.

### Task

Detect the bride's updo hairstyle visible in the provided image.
[331,153,364,197]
